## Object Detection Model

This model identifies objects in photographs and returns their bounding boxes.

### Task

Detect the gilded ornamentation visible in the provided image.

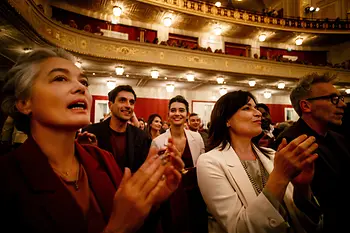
[243,13,249,21]
[160,52,165,60]
[258,16,261,23]
[233,11,240,19]
[80,39,88,49]
[264,17,270,24]
[252,15,255,22]
[183,56,210,65]
[280,19,285,26]
[272,18,277,24]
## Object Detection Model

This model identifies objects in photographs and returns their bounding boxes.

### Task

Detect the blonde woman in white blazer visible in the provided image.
[151,95,207,233]
[197,91,322,233]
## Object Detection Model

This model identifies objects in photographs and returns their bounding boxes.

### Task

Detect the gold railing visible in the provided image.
[6,0,350,82]
[138,0,350,33]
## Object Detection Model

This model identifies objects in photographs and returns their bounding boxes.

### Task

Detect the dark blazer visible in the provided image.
[274,118,350,233]
[82,117,151,173]
[0,136,122,233]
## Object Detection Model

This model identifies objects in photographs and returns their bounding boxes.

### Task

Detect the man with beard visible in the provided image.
[81,85,151,173]
[274,73,349,233]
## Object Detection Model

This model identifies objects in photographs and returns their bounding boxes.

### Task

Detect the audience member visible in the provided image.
[81,85,151,173]
[188,113,209,150]
[197,90,322,233]
[160,121,169,134]
[138,118,146,131]
[151,95,208,233]
[0,47,184,233]
[274,72,349,233]
[146,113,162,140]
[253,103,277,148]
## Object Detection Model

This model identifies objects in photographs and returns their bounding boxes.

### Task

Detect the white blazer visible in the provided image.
[197,144,318,233]
[151,129,205,166]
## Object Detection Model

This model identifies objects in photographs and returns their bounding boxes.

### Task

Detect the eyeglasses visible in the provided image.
[306,94,345,105]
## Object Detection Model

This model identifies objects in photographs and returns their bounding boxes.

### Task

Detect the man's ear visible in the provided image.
[15,99,32,115]
[108,101,113,110]
[299,100,312,113]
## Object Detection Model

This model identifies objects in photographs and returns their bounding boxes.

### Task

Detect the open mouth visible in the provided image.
[68,101,87,110]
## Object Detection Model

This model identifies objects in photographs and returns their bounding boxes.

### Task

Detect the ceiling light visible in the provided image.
[163,17,173,27]
[248,80,256,87]
[92,73,95,75]
[295,37,303,46]
[23,48,32,53]
[215,1,221,7]
[345,89,350,94]
[115,66,124,75]
[219,87,227,96]
[213,26,222,36]
[258,34,267,42]
[186,73,195,81]
[151,70,159,79]
[277,82,285,89]
[315,7,320,12]
[107,80,116,90]
[113,6,122,17]
[263,91,272,99]
[166,84,175,92]
[75,61,82,68]
[309,7,315,12]
[216,77,224,84]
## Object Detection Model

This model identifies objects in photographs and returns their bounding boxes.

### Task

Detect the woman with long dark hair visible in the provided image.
[197,90,322,233]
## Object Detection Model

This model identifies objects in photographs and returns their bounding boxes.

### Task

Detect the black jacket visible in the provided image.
[82,117,151,173]
[274,118,350,233]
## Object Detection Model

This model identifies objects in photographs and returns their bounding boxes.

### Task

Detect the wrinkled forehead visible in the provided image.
[310,82,339,96]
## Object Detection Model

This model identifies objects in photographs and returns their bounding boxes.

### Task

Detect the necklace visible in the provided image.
[240,152,268,195]
[51,157,80,191]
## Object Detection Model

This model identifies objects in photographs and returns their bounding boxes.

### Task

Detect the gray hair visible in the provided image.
[1,47,76,134]
[290,72,337,116]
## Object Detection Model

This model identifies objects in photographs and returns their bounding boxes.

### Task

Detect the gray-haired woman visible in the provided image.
[0,47,184,233]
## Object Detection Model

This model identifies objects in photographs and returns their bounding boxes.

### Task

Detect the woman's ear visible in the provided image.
[15,99,32,115]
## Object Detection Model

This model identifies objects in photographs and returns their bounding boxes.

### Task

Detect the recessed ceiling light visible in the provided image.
[295,37,303,45]
[345,89,350,94]
[264,91,272,99]
[216,77,224,84]
[92,73,95,75]
[215,2,221,7]
[219,87,227,96]
[258,34,267,42]
[151,70,159,79]
[126,74,129,77]
[186,73,195,81]
[163,17,173,27]
[113,6,122,17]
[248,80,256,87]
[107,80,116,90]
[115,66,124,75]
[166,84,175,92]
[277,82,285,89]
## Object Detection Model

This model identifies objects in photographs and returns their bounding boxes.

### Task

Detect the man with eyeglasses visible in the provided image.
[274,72,349,233]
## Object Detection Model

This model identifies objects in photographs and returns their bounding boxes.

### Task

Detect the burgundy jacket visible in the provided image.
[0,136,122,233]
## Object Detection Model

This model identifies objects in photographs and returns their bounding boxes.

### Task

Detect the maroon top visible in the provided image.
[109,128,127,170]
[0,136,123,233]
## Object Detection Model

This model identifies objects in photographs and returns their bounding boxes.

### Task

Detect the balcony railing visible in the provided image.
[138,0,350,32]
[5,0,350,83]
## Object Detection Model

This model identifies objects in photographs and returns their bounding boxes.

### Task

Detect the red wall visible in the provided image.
[266,104,293,123]
[91,96,169,123]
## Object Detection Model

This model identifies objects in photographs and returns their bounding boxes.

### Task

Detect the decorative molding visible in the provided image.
[137,0,350,33]
[6,0,350,82]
